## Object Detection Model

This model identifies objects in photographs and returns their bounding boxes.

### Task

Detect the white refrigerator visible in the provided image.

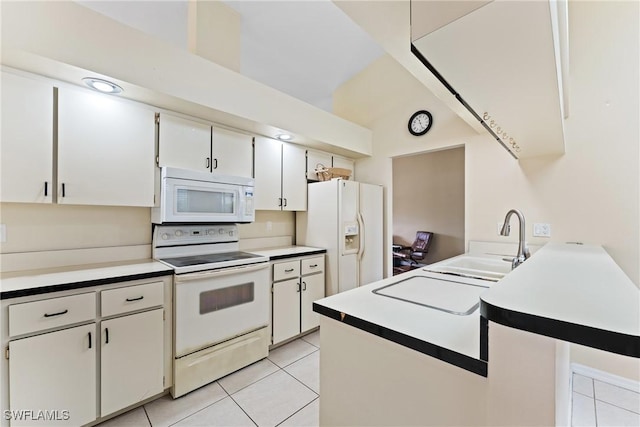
[296,179,383,296]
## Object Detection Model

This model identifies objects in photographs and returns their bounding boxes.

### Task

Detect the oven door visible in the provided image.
[174,262,269,358]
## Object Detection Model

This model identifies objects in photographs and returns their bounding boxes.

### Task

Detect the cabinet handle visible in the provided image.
[88,331,92,349]
[206,157,210,169]
[214,158,218,169]
[125,296,144,302]
[296,282,301,292]
[302,281,307,291]
[285,268,295,273]
[61,183,66,197]
[309,264,318,268]
[44,181,48,197]
[283,198,287,207]
[278,197,282,207]
[105,328,109,344]
[44,309,68,318]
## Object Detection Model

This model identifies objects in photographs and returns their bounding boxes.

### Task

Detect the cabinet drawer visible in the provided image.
[9,292,96,337]
[273,260,300,282]
[302,256,324,276]
[101,281,164,317]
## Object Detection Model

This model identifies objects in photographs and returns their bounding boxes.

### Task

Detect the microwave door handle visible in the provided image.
[175,262,269,283]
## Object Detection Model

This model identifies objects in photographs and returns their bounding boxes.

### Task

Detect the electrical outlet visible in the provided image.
[266,221,273,232]
[0,224,5,243]
[533,223,551,237]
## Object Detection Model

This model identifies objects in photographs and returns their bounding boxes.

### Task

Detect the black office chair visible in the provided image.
[392,231,434,275]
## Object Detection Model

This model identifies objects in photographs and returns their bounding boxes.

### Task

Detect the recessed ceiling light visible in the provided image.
[82,77,123,94]
[276,134,292,141]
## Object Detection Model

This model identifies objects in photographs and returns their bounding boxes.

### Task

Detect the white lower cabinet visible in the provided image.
[5,278,169,426]
[272,278,302,344]
[9,323,96,426]
[271,255,325,346]
[101,309,164,417]
[301,273,324,332]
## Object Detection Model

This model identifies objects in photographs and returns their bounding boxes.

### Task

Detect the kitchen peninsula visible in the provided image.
[314,243,640,426]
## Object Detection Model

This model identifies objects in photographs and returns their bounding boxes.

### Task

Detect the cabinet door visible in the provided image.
[9,324,96,426]
[212,127,253,177]
[306,150,332,181]
[332,155,355,177]
[281,143,307,211]
[272,278,301,345]
[301,273,324,333]
[101,308,164,417]
[58,87,156,206]
[254,137,283,210]
[0,71,53,203]
[158,113,212,172]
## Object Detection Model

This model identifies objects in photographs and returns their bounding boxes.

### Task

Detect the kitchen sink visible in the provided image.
[372,275,489,315]
[423,255,513,282]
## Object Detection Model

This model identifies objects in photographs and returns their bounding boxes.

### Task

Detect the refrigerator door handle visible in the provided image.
[357,212,365,261]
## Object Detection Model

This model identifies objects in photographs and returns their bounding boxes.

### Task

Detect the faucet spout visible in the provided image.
[500,209,530,268]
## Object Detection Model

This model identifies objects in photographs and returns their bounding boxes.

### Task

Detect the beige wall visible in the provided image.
[392,147,465,264]
[187,0,241,72]
[337,2,639,287]
[335,1,639,379]
[0,203,151,253]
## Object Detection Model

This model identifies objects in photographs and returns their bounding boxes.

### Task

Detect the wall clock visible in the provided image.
[408,110,433,136]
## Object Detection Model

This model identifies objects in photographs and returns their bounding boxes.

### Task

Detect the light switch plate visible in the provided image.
[533,223,551,237]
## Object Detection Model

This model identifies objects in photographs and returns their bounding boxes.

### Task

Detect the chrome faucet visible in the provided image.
[500,209,531,269]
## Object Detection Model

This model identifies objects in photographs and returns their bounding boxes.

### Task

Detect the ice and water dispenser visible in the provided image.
[343,222,360,254]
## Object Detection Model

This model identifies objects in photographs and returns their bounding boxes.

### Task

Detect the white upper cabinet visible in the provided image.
[331,156,355,175]
[254,137,283,210]
[157,113,211,172]
[158,114,253,178]
[58,87,156,206]
[306,150,355,182]
[254,137,306,211]
[281,143,307,210]
[411,0,566,158]
[1,71,54,203]
[306,150,333,181]
[212,127,253,178]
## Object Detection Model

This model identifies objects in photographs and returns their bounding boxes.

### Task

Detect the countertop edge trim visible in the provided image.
[480,301,640,358]
[0,269,174,300]
[266,249,327,261]
[313,302,488,377]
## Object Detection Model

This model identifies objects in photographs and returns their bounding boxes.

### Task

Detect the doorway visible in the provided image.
[392,146,465,273]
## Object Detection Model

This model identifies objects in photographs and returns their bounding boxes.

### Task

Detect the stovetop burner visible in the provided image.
[160,251,264,268]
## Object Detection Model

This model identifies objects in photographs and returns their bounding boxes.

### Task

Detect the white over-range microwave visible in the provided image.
[152,167,255,224]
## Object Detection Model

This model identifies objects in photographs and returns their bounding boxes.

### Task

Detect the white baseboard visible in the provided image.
[572,363,640,392]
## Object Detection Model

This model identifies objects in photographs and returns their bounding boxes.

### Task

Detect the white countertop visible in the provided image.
[249,245,326,259]
[315,242,640,363]
[314,268,492,360]
[482,242,640,337]
[0,259,172,297]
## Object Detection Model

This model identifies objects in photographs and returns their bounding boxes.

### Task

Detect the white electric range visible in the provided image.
[152,224,270,398]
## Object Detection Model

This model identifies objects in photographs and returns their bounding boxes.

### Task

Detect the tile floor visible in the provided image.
[572,372,640,426]
[100,330,639,427]
[99,331,320,427]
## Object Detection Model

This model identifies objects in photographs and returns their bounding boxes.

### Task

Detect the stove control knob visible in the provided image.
[161,233,169,240]
[207,229,216,235]
[175,230,184,237]
[218,228,225,234]
[228,230,235,236]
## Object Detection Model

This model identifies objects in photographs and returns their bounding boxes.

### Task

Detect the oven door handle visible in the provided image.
[175,262,269,283]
